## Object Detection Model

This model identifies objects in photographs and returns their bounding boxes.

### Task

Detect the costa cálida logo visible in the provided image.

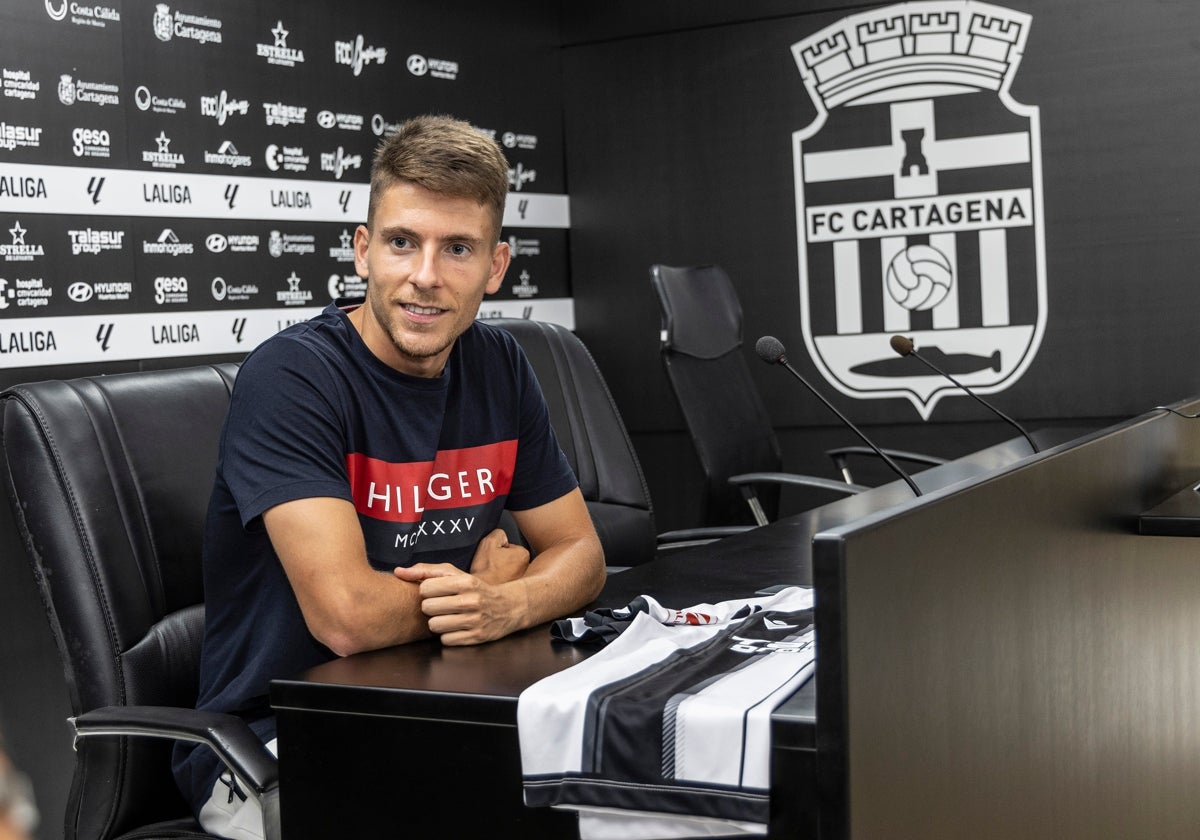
[791,1,1046,418]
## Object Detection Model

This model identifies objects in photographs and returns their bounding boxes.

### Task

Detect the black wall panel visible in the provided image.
[563,1,1200,442]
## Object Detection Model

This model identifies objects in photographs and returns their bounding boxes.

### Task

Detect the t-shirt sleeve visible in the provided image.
[506,345,579,511]
[221,338,353,526]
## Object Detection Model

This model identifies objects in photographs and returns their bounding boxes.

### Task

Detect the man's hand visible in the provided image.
[393,561,527,646]
[468,528,531,585]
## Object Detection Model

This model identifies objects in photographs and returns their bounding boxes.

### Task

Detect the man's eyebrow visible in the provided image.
[376,225,485,247]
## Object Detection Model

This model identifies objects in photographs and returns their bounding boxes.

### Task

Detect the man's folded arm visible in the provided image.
[263,497,432,656]
[508,487,606,628]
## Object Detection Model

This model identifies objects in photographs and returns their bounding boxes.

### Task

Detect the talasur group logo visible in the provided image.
[791,1,1046,419]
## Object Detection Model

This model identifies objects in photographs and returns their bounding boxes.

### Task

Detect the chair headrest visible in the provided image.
[651,264,743,359]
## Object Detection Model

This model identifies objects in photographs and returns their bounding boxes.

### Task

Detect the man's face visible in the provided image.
[352,181,509,376]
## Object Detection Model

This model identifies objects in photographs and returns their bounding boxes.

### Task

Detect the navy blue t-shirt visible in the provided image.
[172,303,578,814]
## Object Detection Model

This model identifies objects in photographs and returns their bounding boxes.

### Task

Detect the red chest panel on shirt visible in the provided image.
[345,440,518,523]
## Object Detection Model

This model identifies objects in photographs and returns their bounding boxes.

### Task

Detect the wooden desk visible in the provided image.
[270,434,1054,839]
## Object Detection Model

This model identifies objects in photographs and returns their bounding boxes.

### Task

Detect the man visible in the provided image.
[173,115,606,839]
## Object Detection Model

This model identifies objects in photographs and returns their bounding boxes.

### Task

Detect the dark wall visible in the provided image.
[562,1,1200,527]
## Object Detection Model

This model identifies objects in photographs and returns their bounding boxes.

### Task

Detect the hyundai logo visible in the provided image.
[68,282,94,302]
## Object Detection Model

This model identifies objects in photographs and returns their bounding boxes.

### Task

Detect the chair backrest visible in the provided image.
[0,364,239,840]
[491,319,657,567]
[650,264,784,525]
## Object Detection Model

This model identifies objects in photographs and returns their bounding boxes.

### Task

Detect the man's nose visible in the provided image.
[409,249,441,288]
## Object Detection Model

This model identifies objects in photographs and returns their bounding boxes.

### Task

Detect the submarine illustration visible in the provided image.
[851,345,1001,378]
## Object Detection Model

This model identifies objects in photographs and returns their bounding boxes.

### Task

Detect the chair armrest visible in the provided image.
[826,445,948,467]
[656,525,754,552]
[728,471,869,496]
[825,446,948,485]
[728,471,868,526]
[70,705,278,797]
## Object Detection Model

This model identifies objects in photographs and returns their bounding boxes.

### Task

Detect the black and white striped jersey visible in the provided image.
[519,586,815,839]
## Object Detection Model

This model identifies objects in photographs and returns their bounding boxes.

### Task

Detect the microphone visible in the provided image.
[889,335,1039,453]
[755,335,921,496]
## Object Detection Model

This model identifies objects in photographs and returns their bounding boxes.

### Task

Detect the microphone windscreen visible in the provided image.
[755,335,787,364]
[890,334,915,356]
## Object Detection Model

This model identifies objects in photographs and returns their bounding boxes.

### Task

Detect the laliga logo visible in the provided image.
[790,0,1047,419]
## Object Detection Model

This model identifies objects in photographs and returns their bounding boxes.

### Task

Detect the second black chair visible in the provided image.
[650,263,945,527]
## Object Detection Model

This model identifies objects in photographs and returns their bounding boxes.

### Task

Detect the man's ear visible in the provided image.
[486,239,511,294]
[353,225,371,280]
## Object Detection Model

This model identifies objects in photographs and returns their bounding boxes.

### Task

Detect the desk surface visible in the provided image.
[273,431,1065,714]
[271,512,819,719]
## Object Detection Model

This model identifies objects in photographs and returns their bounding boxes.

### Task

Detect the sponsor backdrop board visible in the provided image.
[0,0,570,380]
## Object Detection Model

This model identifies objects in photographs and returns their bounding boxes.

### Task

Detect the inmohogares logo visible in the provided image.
[143,228,194,256]
[790,1,1045,419]
[205,140,252,168]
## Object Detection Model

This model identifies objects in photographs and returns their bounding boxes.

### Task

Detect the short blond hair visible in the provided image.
[368,114,509,240]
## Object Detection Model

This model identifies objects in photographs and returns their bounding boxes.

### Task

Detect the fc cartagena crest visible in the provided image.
[791,1,1045,419]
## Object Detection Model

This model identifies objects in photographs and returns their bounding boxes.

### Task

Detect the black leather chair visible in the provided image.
[492,318,743,563]
[650,263,946,526]
[0,365,279,840]
[493,318,663,566]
